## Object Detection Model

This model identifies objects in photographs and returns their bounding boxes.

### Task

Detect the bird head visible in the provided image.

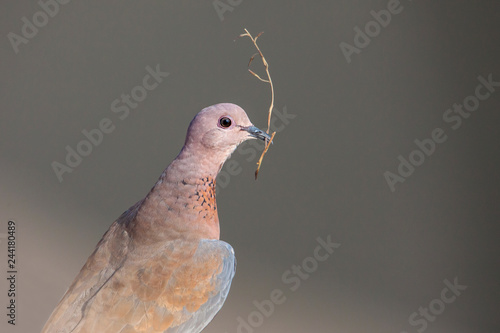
[184,103,270,159]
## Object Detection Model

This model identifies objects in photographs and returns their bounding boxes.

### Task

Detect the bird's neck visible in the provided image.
[165,143,226,181]
[130,144,224,244]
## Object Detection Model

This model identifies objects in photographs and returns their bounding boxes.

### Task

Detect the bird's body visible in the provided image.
[42,104,270,333]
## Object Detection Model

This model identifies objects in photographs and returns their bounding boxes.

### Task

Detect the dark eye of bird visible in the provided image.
[219,117,232,128]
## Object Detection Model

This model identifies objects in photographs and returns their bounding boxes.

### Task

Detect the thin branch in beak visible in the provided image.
[238,28,276,179]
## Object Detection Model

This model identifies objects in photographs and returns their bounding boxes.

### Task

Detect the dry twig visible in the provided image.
[238,28,276,179]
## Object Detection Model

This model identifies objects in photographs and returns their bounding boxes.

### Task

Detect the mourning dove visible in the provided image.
[42,103,271,333]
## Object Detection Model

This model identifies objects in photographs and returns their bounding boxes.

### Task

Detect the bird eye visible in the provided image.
[218,117,232,128]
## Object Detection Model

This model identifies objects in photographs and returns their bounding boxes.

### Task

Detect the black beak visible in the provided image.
[242,125,272,142]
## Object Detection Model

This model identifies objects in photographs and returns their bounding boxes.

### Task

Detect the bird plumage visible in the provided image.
[42,104,269,333]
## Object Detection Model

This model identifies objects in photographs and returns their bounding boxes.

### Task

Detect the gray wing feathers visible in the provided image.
[166,240,236,333]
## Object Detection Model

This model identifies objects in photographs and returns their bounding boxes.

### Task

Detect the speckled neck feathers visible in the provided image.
[124,144,224,244]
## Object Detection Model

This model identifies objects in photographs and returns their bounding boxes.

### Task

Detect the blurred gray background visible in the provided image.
[1,1,499,332]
